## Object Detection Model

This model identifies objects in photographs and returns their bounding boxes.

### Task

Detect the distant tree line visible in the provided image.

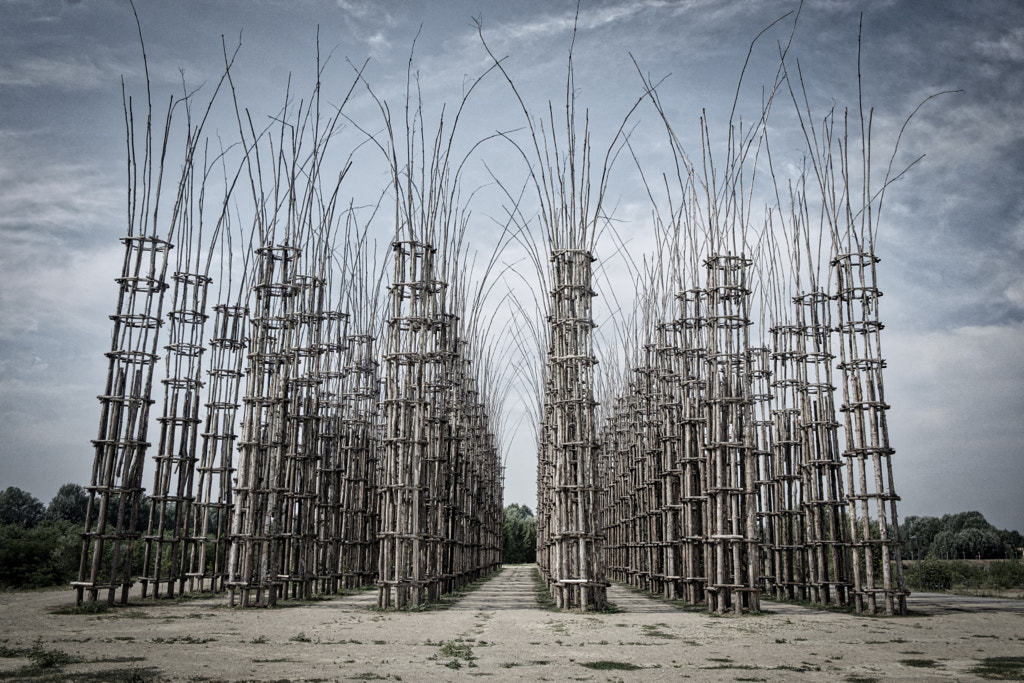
[0,484,163,589]
[901,511,1022,561]
[502,503,537,564]
[4,486,1017,588]
[1,484,88,589]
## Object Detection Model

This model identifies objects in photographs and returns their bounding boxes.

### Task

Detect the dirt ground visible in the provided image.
[1,564,1022,682]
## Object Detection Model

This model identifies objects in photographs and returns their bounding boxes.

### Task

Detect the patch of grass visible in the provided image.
[700,657,761,671]
[531,567,558,611]
[641,623,677,639]
[289,632,312,643]
[440,640,475,661]
[970,656,1024,680]
[433,639,477,670]
[253,657,298,663]
[27,641,80,669]
[843,676,880,683]
[347,674,389,681]
[24,666,163,682]
[899,659,939,669]
[579,660,643,671]
[150,635,215,644]
[250,635,268,644]
[703,664,761,671]
[116,611,152,620]
[49,601,110,615]
[91,656,147,664]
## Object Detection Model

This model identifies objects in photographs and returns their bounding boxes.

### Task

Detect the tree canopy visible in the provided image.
[902,512,1022,560]
[502,503,537,564]
[44,483,89,524]
[0,487,45,528]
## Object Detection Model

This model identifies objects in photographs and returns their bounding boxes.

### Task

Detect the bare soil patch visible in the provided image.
[1,565,1023,681]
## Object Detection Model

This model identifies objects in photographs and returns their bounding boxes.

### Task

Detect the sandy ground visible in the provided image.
[1,565,1023,682]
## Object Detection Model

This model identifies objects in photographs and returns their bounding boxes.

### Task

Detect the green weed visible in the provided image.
[50,601,110,615]
[970,656,1024,679]
[28,640,79,668]
[579,660,643,671]
[899,659,939,669]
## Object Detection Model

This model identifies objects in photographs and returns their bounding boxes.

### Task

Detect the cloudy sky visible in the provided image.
[1,0,1022,532]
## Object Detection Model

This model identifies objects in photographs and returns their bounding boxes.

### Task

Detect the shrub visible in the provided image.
[0,520,82,589]
[904,559,1024,591]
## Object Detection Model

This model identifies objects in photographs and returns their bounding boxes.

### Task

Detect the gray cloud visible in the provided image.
[0,56,107,89]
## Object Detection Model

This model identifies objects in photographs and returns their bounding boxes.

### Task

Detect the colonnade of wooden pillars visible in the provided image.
[599,255,907,615]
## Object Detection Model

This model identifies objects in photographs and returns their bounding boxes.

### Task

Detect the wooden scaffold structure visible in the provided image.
[543,247,605,609]
[75,11,933,620]
[76,42,234,603]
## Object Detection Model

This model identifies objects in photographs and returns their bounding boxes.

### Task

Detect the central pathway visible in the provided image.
[450,564,538,610]
[336,565,694,613]
[453,565,687,613]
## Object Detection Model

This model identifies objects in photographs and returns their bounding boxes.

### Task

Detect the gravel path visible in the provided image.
[1,568,1022,681]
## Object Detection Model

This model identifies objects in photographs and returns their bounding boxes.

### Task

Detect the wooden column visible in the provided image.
[314,309,348,594]
[76,234,172,606]
[677,288,708,606]
[832,252,906,615]
[227,244,299,608]
[334,333,379,589]
[795,290,851,606]
[545,248,606,610]
[141,270,211,599]
[377,240,441,609]
[768,321,807,600]
[702,254,760,614]
[189,304,247,593]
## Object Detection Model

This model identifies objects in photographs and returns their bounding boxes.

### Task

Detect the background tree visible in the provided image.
[901,515,942,558]
[502,503,537,564]
[943,511,993,534]
[0,486,45,528]
[902,511,1021,560]
[44,483,89,524]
